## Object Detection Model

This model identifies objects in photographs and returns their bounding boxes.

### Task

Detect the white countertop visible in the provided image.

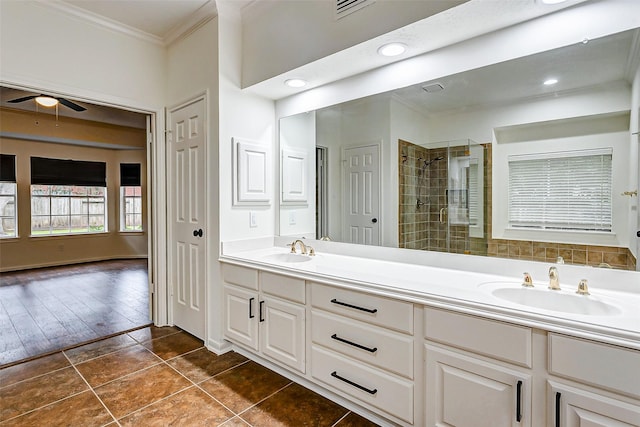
[220,239,640,350]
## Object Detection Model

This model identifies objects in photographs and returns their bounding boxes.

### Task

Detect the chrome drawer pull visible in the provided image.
[330,298,378,313]
[331,334,377,353]
[331,371,377,395]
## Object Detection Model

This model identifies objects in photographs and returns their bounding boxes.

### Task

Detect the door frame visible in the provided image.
[340,141,382,245]
[165,92,209,331]
[0,79,168,325]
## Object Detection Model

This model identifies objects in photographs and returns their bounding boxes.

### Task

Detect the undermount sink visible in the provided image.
[481,283,622,316]
[263,253,313,263]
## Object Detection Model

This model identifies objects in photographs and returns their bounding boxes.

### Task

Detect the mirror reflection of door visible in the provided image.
[342,143,380,245]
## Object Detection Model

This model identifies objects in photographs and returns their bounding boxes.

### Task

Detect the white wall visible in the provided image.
[279,112,316,238]
[215,1,276,350]
[0,1,165,109]
[276,0,640,119]
[241,0,466,88]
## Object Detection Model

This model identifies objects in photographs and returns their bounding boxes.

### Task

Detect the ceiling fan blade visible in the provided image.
[57,98,86,112]
[7,95,37,103]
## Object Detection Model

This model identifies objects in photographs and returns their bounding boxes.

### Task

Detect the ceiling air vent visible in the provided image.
[336,0,374,20]
[422,83,445,93]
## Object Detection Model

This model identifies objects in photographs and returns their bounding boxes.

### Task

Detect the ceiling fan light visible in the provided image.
[35,96,59,107]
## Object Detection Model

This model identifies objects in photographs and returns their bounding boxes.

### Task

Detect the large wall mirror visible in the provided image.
[278,28,640,271]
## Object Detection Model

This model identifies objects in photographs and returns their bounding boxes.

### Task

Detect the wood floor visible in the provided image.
[0,259,150,367]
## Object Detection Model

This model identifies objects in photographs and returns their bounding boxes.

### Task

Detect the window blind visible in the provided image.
[0,154,16,182]
[31,157,106,187]
[508,150,612,231]
[120,163,141,186]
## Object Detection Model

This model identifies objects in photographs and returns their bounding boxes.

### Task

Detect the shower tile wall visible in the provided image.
[398,140,472,254]
[398,140,429,250]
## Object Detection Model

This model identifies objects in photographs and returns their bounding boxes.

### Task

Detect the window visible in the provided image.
[120,163,142,232]
[31,185,107,235]
[0,154,17,238]
[121,186,142,231]
[30,157,107,236]
[508,149,612,232]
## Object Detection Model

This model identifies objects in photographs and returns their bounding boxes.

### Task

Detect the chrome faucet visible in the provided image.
[548,266,561,290]
[290,239,308,255]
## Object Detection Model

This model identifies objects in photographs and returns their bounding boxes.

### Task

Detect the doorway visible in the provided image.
[0,85,157,365]
[342,143,381,245]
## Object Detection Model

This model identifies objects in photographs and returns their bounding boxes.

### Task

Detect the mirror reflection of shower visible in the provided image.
[416,156,444,209]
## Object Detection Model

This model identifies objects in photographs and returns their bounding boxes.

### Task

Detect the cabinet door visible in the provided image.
[260,296,306,373]
[549,381,640,427]
[425,343,531,427]
[223,285,258,351]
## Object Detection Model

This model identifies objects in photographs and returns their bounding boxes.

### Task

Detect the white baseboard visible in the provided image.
[0,255,148,273]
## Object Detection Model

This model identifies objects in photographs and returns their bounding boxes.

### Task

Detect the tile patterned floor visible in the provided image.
[0,326,380,426]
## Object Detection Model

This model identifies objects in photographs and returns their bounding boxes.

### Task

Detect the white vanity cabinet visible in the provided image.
[222,264,306,373]
[424,307,533,427]
[547,334,640,427]
[309,282,416,425]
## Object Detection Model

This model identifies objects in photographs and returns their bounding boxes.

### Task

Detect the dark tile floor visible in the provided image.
[0,260,150,367]
[0,326,380,426]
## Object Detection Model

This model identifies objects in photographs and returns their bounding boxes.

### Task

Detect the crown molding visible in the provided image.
[164,1,217,46]
[38,1,164,46]
[35,0,219,47]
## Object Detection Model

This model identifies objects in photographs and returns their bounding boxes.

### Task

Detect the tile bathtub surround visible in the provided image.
[0,326,380,427]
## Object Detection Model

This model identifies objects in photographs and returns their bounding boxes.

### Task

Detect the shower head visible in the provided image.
[423,156,444,167]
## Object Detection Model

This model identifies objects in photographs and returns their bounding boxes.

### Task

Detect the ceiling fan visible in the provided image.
[8,94,86,112]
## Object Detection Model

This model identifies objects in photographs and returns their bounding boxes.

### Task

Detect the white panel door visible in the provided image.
[260,296,306,373]
[223,285,258,351]
[425,344,531,427]
[168,98,206,339]
[342,144,380,245]
[549,381,640,427]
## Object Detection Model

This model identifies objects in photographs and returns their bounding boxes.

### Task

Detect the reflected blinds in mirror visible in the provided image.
[508,149,612,232]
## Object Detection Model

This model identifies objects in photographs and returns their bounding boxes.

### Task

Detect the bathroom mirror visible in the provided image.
[278,28,640,271]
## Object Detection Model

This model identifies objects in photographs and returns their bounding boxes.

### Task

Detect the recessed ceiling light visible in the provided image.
[544,78,559,86]
[377,42,407,57]
[285,79,307,88]
[541,0,567,4]
[35,96,59,107]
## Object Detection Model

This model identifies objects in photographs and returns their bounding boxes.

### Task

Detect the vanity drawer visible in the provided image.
[311,345,414,424]
[424,307,532,368]
[260,271,305,303]
[548,333,640,399]
[222,264,258,290]
[311,283,413,334]
[311,310,413,379]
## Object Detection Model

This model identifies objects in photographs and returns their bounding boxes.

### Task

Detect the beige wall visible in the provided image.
[0,108,148,271]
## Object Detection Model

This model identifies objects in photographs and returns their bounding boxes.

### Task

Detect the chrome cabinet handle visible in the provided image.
[331,334,377,353]
[331,371,377,395]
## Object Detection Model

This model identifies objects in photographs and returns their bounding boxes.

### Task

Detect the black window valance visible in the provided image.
[120,163,141,186]
[31,157,106,187]
[0,154,16,182]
